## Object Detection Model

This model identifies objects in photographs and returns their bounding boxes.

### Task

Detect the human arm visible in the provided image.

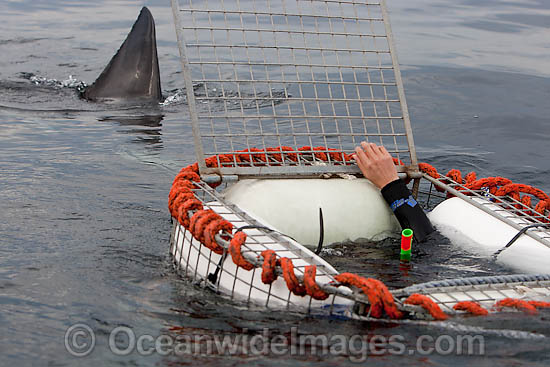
[353,142,434,242]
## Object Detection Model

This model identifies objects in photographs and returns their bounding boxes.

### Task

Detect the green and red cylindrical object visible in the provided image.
[400,228,413,261]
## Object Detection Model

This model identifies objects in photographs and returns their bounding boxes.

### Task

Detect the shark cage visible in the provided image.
[168,0,550,326]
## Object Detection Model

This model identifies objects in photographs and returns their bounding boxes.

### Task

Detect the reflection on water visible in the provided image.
[106,114,164,128]
[100,114,164,148]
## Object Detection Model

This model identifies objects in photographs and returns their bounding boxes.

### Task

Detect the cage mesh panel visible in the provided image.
[172,0,416,176]
[169,180,347,310]
[168,181,550,313]
[394,277,550,314]
[421,174,550,249]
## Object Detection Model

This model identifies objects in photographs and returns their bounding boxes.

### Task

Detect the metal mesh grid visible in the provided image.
[169,180,355,311]
[168,178,550,315]
[421,173,550,249]
[171,0,417,177]
[393,276,550,314]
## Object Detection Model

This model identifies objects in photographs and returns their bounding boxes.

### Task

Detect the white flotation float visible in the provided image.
[223,178,550,275]
[170,194,354,311]
[169,179,550,319]
[429,196,550,274]
[223,178,400,248]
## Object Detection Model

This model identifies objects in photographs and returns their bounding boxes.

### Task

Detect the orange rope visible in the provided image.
[261,250,278,284]
[178,198,203,228]
[280,257,307,296]
[419,162,550,219]
[170,192,195,218]
[418,162,438,179]
[204,218,233,255]
[189,210,217,239]
[370,278,404,319]
[303,265,330,300]
[173,169,200,183]
[453,301,489,316]
[168,181,194,208]
[495,298,538,315]
[465,171,477,185]
[334,273,380,317]
[495,184,550,202]
[192,211,219,243]
[528,301,550,309]
[404,294,448,320]
[228,232,255,271]
[465,177,512,193]
[168,146,550,321]
[333,273,402,319]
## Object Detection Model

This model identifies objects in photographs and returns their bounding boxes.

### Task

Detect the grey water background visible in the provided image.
[1,0,550,366]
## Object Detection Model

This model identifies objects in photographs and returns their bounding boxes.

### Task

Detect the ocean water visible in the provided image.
[1,0,550,366]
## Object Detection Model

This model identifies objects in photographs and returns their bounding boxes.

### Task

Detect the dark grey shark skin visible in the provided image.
[82,7,162,102]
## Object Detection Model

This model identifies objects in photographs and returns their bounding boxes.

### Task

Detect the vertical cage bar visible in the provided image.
[379,0,417,167]
[171,0,207,173]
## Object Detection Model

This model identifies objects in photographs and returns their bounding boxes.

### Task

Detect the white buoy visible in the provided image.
[223,178,400,248]
[171,202,354,309]
[428,197,550,274]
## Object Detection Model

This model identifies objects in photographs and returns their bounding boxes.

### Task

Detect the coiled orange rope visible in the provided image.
[303,266,330,300]
[169,146,550,321]
[228,231,255,271]
[204,218,233,255]
[495,298,538,315]
[170,192,195,218]
[333,273,403,319]
[189,210,217,240]
[178,199,203,228]
[280,257,307,296]
[191,210,218,243]
[529,301,550,309]
[261,250,278,284]
[453,301,489,316]
[419,163,550,219]
[404,294,448,320]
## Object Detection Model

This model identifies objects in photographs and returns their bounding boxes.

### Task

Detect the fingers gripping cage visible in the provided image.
[171,0,419,179]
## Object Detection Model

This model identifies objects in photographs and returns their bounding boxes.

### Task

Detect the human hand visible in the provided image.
[352,142,399,189]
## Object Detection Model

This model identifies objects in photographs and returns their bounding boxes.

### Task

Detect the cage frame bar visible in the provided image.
[171,0,208,172]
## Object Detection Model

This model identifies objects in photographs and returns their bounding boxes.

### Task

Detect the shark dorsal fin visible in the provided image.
[82,7,162,102]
